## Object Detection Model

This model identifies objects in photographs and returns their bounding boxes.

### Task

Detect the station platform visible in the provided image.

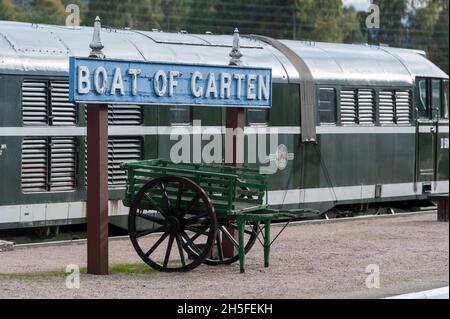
[0,211,448,299]
[386,287,449,299]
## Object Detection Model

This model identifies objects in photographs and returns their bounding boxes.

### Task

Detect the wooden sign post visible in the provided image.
[86,17,109,275]
[223,28,245,258]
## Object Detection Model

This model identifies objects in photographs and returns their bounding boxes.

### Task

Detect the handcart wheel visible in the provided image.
[203,220,260,265]
[128,176,217,272]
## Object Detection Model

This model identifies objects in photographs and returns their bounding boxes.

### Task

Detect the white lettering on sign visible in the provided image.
[94,66,108,95]
[205,72,218,98]
[220,73,231,99]
[78,66,90,94]
[128,68,141,96]
[234,74,244,99]
[258,74,270,100]
[154,70,167,97]
[169,71,180,97]
[110,68,125,96]
[75,66,271,101]
[246,74,257,100]
[191,71,203,98]
[441,138,449,149]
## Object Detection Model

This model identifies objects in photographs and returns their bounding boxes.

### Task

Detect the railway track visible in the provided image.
[10,209,437,249]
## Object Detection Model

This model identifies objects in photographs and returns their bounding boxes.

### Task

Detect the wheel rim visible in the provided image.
[128,176,217,272]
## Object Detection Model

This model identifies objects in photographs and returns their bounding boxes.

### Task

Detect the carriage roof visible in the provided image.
[0,20,447,86]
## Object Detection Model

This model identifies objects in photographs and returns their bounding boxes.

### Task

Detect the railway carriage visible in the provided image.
[0,20,448,230]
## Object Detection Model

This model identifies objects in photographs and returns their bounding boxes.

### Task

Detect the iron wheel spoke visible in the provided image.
[143,193,167,217]
[160,182,172,214]
[136,225,165,238]
[176,235,186,267]
[176,183,184,210]
[185,226,210,236]
[219,225,239,249]
[226,223,254,236]
[135,212,165,225]
[216,233,224,262]
[184,193,200,213]
[181,231,202,255]
[163,233,175,268]
[184,212,209,225]
[144,231,169,257]
[190,232,201,242]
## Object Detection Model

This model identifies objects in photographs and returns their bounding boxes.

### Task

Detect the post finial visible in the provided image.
[89,16,105,58]
[229,27,243,66]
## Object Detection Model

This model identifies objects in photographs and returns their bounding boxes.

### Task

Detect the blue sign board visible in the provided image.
[69,57,272,108]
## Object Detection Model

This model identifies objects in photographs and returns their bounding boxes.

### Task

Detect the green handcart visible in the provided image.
[122,159,319,273]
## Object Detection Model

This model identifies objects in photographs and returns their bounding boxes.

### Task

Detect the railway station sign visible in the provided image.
[69,57,272,108]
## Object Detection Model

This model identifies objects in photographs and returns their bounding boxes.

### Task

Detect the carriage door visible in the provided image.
[415,78,440,191]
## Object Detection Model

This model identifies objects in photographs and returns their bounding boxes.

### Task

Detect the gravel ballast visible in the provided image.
[0,212,448,299]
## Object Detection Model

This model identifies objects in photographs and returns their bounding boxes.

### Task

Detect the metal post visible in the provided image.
[263,221,271,268]
[86,17,109,275]
[237,215,246,273]
[223,28,245,258]
[436,195,449,222]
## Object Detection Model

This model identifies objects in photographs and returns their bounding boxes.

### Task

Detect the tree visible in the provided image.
[428,0,449,74]
[85,0,163,30]
[297,0,345,42]
[0,0,67,25]
[0,0,25,21]
[372,0,409,46]
[159,0,192,32]
[25,0,67,25]
[186,0,295,38]
[409,0,442,49]
[341,6,365,43]
[295,0,365,43]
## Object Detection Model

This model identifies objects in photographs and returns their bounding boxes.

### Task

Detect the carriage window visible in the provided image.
[170,106,191,126]
[418,79,429,119]
[432,80,441,119]
[247,108,269,126]
[443,80,449,119]
[318,88,336,124]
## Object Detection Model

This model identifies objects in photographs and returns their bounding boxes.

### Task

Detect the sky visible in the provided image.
[342,0,372,11]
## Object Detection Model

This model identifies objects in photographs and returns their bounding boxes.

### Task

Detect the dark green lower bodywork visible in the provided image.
[0,76,448,230]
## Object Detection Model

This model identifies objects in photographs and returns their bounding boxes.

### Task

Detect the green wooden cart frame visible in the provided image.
[122,159,319,273]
